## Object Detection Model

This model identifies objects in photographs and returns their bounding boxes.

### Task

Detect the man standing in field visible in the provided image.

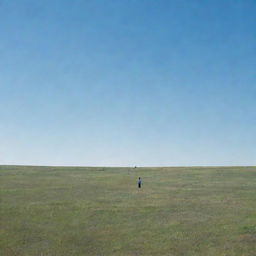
[138,177,142,188]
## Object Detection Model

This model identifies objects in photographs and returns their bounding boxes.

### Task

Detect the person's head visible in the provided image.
[139,177,141,180]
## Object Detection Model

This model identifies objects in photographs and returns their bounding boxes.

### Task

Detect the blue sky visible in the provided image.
[0,0,255,166]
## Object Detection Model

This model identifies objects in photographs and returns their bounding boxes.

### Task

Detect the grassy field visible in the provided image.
[1,165,255,256]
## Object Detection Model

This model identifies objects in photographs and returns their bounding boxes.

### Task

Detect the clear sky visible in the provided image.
[0,0,255,166]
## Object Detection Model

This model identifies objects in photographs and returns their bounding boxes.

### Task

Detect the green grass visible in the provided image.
[1,165,256,256]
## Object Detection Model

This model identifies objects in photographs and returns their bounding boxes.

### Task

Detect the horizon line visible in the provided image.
[0,164,255,168]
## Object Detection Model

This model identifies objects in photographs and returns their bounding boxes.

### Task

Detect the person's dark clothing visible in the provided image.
[138,178,142,188]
